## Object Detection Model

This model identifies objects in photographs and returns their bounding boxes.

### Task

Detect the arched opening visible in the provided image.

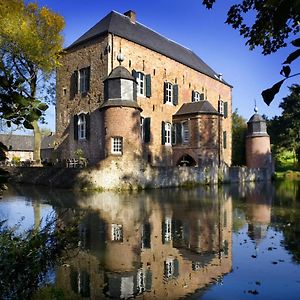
[177,154,197,167]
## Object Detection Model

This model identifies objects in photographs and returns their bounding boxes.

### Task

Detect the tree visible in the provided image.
[202,0,300,105]
[0,0,64,165]
[232,109,247,166]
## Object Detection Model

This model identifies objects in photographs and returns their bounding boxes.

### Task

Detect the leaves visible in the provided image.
[262,80,285,106]
[280,65,291,78]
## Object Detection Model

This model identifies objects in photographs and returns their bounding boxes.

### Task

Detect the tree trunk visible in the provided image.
[32,120,42,166]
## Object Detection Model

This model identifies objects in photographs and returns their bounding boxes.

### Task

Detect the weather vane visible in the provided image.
[254,99,258,113]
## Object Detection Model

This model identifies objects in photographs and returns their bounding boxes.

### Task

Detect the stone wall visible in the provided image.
[9,163,272,191]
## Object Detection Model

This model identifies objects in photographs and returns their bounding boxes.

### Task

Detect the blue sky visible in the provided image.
[30,0,300,130]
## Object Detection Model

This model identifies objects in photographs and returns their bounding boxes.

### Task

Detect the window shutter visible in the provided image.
[161,121,165,145]
[176,123,182,144]
[142,223,151,249]
[70,70,78,99]
[146,74,151,98]
[173,259,179,278]
[173,84,178,105]
[162,221,166,243]
[132,69,138,80]
[200,93,205,100]
[86,67,91,92]
[192,90,195,102]
[70,270,79,293]
[171,124,176,145]
[74,115,78,140]
[223,131,227,149]
[224,102,228,118]
[163,82,167,104]
[144,117,151,143]
[86,113,90,140]
[145,269,152,292]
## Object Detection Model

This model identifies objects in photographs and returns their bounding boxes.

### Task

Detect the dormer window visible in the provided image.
[192,91,204,102]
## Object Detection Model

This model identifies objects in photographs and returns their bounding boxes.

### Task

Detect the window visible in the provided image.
[162,217,172,243]
[182,121,189,144]
[79,67,90,94]
[112,137,123,154]
[192,91,204,102]
[140,117,144,142]
[165,82,173,103]
[162,122,172,145]
[132,71,151,97]
[218,100,224,115]
[77,114,86,140]
[164,82,178,105]
[164,257,179,279]
[136,72,145,96]
[111,224,123,241]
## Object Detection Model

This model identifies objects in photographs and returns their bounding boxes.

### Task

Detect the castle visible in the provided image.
[55,10,232,169]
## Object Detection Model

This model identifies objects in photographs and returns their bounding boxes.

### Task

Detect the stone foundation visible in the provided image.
[7,162,273,191]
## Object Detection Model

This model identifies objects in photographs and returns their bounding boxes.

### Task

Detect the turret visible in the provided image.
[100,58,142,162]
[246,107,271,168]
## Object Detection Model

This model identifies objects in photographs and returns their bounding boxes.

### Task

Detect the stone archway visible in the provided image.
[176,154,197,167]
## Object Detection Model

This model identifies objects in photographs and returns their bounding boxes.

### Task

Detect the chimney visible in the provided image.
[124,10,136,23]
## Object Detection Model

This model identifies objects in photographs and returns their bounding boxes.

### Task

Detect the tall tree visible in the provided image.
[202,0,300,105]
[232,109,247,166]
[0,0,64,165]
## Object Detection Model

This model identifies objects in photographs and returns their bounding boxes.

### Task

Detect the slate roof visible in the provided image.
[174,100,219,116]
[0,134,55,151]
[104,65,136,81]
[248,113,266,123]
[66,11,231,86]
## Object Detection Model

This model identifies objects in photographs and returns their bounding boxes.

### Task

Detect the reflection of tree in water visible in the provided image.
[272,180,300,264]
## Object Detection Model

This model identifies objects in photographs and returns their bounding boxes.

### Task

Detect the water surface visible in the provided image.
[1,181,300,299]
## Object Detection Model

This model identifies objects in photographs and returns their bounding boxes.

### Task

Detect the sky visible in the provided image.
[23,0,300,131]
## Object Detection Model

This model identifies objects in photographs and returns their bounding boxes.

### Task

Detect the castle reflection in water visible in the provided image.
[49,189,233,299]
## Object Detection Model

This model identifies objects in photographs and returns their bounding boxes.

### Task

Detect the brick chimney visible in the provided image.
[124,10,136,23]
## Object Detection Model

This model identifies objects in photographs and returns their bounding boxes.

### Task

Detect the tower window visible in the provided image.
[112,137,123,154]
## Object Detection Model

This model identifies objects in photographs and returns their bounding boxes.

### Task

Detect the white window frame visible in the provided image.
[78,114,86,140]
[165,257,175,279]
[182,121,189,144]
[219,100,224,115]
[193,91,201,102]
[166,82,173,104]
[136,72,145,96]
[111,137,123,154]
[79,67,89,94]
[164,123,172,145]
[164,217,172,242]
[111,224,123,241]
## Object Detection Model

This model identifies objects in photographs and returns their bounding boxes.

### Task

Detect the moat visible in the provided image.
[1,180,300,299]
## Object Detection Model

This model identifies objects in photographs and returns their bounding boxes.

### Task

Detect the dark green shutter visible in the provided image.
[192,90,195,102]
[145,269,152,291]
[74,115,78,140]
[70,269,79,293]
[86,67,90,92]
[86,113,90,140]
[223,131,227,149]
[132,69,138,80]
[161,121,165,145]
[142,223,151,249]
[173,84,178,105]
[172,124,176,145]
[144,117,151,143]
[224,102,228,118]
[173,259,179,278]
[163,82,167,104]
[146,74,151,98]
[176,123,182,144]
[70,70,78,99]
[200,93,204,100]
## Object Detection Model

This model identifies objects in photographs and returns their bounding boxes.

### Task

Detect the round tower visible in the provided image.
[246,108,271,168]
[100,63,142,163]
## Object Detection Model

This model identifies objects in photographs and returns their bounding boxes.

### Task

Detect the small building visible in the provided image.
[55,10,232,168]
[0,133,56,165]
